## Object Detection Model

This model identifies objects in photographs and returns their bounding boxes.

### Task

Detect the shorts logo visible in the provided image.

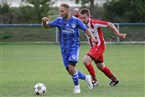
[72,55,76,59]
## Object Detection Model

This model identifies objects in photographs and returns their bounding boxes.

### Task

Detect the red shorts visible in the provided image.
[87,44,106,63]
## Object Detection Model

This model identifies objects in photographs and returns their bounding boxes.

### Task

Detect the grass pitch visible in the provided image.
[0,43,144,97]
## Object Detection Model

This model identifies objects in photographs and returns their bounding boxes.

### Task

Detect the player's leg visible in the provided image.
[95,57,119,86]
[83,55,98,87]
[83,45,104,87]
[67,61,93,92]
[61,50,81,93]
[67,62,81,93]
[68,47,86,80]
[76,69,93,89]
[68,48,93,90]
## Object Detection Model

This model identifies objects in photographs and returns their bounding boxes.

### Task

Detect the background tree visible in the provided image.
[0,2,14,23]
[0,0,145,23]
[75,0,104,19]
[21,0,52,23]
[76,0,95,14]
[103,0,145,22]
[16,6,37,23]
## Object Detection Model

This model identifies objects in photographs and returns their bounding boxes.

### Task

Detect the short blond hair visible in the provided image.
[60,3,70,9]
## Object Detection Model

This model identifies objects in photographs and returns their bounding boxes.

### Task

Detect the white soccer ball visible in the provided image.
[34,83,46,95]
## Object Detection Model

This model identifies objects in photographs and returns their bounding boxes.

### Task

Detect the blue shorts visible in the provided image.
[61,47,80,68]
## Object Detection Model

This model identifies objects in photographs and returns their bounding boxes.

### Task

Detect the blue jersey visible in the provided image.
[48,16,87,68]
[48,16,87,50]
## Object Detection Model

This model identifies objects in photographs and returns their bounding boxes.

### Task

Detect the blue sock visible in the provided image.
[78,70,86,80]
[71,72,79,86]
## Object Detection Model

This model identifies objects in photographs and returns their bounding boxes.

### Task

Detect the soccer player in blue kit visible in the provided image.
[42,4,97,93]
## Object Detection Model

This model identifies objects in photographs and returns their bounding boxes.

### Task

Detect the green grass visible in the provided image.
[0,43,144,97]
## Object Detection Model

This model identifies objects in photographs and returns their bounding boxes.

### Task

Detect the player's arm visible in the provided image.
[42,17,51,28]
[77,19,97,43]
[84,28,97,43]
[108,22,126,38]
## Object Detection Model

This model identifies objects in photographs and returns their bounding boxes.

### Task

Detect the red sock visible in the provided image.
[85,63,96,80]
[102,66,116,80]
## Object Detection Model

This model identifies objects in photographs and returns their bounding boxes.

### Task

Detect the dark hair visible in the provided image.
[80,8,90,16]
[60,3,70,9]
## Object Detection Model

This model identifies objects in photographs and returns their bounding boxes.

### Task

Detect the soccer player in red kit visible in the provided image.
[79,8,126,87]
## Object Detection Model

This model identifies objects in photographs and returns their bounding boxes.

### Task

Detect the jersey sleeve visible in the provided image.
[48,18,59,27]
[94,20,108,28]
[77,19,87,31]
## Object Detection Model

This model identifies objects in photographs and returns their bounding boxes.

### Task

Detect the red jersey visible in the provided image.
[86,18,108,47]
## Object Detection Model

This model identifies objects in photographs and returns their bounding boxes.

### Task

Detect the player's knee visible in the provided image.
[68,63,76,75]
[68,61,76,71]
[83,60,88,66]
[66,67,69,71]
[96,63,105,70]
[69,61,77,67]
[83,55,93,66]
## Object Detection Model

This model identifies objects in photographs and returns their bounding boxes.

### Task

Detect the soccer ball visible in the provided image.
[34,83,46,95]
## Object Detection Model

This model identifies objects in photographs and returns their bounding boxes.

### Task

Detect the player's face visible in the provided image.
[80,14,89,24]
[59,6,69,19]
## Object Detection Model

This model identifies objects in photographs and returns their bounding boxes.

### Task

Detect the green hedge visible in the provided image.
[0,25,145,42]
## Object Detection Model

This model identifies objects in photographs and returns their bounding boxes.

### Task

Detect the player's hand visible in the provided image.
[42,17,50,28]
[91,38,98,43]
[91,38,98,47]
[118,33,126,38]
[42,17,49,22]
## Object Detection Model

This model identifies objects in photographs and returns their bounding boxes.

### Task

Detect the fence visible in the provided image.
[0,23,145,43]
